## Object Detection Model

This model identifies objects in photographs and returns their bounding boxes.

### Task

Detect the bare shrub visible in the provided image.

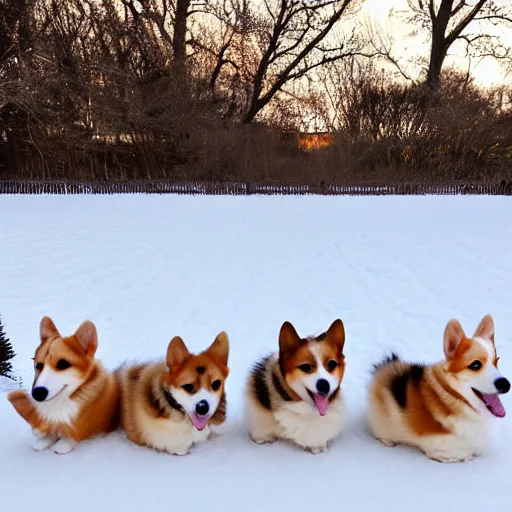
[322,62,512,182]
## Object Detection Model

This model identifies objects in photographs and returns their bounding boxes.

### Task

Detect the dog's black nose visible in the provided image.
[32,387,48,402]
[495,378,511,394]
[195,400,209,416]
[316,379,330,396]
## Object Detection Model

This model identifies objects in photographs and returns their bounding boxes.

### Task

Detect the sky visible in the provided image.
[360,0,512,86]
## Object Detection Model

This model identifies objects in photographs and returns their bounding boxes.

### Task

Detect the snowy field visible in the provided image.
[1,194,512,511]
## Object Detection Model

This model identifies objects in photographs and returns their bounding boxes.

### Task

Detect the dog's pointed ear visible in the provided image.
[443,319,466,360]
[166,336,190,369]
[473,314,495,346]
[40,316,61,344]
[327,319,345,353]
[279,321,302,354]
[74,320,98,357]
[208,331,229,367]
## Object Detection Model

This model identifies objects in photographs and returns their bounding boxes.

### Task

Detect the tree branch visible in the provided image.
[447,0,488,45]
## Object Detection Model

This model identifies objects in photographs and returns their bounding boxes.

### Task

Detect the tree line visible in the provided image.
[0,0,511,184]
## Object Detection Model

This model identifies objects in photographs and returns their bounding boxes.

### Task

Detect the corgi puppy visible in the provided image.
[368,315,510,463]
[118,332,229,455]
[246,319,346,454]
[7,316,120,454]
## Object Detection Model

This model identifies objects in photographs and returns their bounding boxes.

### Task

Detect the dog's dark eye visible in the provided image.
[298,363,313,373]
[35,362,44,371]
[468,360,482,371]
[182,384,194,393]
[56,359,71,370]
[327,360,338,372]
[211,380,221,391]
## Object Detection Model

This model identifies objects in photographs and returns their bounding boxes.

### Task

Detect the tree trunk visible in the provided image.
[426,0,453,88]
[242,99,265,123]
[172,0,190,63]
[426,40,449,89]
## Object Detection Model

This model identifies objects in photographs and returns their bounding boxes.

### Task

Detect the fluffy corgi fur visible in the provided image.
[119,332,229,455]
[246,319,346,454]
[368,315,510,463]
[7,316,120,454]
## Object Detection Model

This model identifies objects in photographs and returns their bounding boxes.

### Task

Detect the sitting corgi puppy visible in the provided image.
[7,316,120,454]
[118,332,229,455]
[368,315,510,463]
[246,319,346,454]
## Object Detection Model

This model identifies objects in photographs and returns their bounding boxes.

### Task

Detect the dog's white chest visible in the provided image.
[36,394,80,426]
[143,416,210,455]
[274,396,344,450]
[454,417,493,454]
[420,416,495,462]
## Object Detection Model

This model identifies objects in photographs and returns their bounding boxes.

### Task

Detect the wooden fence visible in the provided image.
[1,180,512,196]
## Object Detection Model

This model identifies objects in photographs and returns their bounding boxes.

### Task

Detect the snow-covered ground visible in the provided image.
[1,195,511,511]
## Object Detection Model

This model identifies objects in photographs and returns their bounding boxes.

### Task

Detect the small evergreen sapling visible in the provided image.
[0,316,15,380]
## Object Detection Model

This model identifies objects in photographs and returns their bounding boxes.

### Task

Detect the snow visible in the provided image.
[0,376,18,392]
[1,194,511,511]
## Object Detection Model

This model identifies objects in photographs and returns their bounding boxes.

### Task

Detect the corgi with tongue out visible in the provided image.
[246,319,346,454]
[368,314,510,463]
[118,331,229,455]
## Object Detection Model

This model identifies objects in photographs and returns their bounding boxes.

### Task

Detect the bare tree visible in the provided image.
[233,0,365,123]
[118,1,367,123]
[405,1,512,88]
[188,0,257,119]
[121,0,204,65]
[189,1,246,89]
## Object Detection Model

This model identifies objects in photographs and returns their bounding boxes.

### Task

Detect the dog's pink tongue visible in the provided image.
[190,414,209,431]
[314,393,329,416]
[481,393,506,418]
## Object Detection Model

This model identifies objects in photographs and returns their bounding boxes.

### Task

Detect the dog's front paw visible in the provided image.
[32,428,45,439]
[33,435,58,452]
[7,389,37,423]
[53,438,77,455]
[309,444,328,454]
[250,435,276,445]
[206,429,220,440]
[172,447,191,456]
[7,389,27,402]
[427,452,474,463]
[378,438,397,447]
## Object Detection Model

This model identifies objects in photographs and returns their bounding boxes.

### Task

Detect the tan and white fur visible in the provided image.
[118,332,229,455]
[368,315,510,463]
[245,319,346,454]
[7,316,120,454]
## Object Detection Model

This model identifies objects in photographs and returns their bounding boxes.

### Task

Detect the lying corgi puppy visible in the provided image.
[368,315,510,463]
[118,332,229,455]
[7,316,120,454]
[246,319,346,454]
